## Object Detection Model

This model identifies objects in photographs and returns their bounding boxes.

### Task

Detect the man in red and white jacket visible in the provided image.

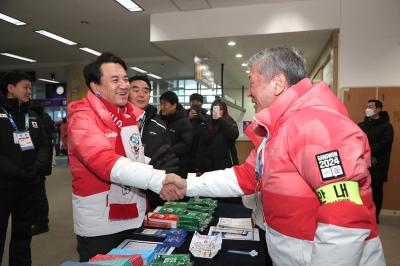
[68,53,182,262]
[164,47,385,265]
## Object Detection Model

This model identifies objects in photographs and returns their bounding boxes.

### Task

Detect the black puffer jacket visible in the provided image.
[186,107,209,172]
[141,105,171,157]
[161,104,192,177]
[141,104,176,210]
[196,117,239,173]
[358,112,394,181]
[0,98,50,188]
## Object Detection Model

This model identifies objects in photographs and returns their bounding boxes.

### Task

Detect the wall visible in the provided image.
[339,0,400,89]
[151,0,340,42]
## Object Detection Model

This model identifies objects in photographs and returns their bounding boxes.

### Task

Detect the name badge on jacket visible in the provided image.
[16,131,35,151]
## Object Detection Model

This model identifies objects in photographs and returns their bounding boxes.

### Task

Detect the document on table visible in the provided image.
[217,217,253,230]
[208,226,260,241]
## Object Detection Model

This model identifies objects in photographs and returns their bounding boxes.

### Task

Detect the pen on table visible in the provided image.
[227,250,258,257]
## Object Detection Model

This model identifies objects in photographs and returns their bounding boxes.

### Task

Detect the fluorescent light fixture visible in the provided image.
[0,52,36,62]
[241,63,247,67]
[114,0,143,12]
[235,53,243,58]
[0,12,26,26]
[80,47,101,56]
[147,73,162,80]
[38,78,59,84]
[227,41,236,46]
[35,30,77,45]
[130,67,147,73]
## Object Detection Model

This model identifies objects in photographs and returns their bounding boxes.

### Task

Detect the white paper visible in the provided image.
[189,231,222,259]
[217,218,253,230]
[208,226,260,241]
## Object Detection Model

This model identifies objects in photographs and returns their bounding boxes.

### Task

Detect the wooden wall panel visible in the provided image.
[344,87,377,123]
[378,88,400,210]
[235,140,254,164]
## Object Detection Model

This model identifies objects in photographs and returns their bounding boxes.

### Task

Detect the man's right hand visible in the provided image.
[188,109,198,120]
[160,173,187,201]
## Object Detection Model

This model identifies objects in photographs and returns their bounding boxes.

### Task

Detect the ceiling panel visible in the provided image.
[171,0,210,11]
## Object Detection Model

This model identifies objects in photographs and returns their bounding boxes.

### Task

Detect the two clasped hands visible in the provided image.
[160,174,187,201]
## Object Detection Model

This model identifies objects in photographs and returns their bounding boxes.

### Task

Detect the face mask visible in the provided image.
[365,108,375,117]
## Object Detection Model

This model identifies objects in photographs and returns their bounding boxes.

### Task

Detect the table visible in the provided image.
[131,199,273,266]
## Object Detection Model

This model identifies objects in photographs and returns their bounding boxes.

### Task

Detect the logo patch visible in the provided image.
[0,114,7,118]
[315,150,345,181]
[31,121,38,128]
[129,132,141,160]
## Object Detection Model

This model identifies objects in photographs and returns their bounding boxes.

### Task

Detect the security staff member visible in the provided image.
[0,71,50,266]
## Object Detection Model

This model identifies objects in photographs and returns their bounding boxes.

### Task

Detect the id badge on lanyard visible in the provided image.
[255,133,269,204]
[16,131,35,151]
[1,108,35,151]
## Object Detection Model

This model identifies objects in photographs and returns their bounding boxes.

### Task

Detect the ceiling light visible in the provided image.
[227,41,236,46]
[147,73,162,80]
[0,52,36,62]
[38,78,59,84]
[241,63,247,67]
[80,47,101,56]
[35,30,77,45]
[130,67,147,74]
[0,12,26,26]
[235,54,243,58]
[246,70,250,74]
[114,0,143,12]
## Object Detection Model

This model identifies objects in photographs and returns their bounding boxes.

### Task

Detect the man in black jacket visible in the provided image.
[160,91,193,177]
[129,75,178,209]
[29,105,55,236]
[358,99,394,223]
[0,71,50,265]
[186,93,209,173]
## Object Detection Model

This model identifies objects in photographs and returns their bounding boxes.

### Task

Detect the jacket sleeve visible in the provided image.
[288,111,375,266]
[69,111,165,192]
[171,119,193,155]
[370,123,393,155]
[33,113,51,175]
[186,148,257,197]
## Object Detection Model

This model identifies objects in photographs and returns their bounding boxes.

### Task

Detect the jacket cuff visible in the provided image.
[187,168,244,197]
[110,157,166,193]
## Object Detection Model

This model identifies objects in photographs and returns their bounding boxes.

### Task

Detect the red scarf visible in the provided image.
[101,99,137,157]
[101,99,140,220]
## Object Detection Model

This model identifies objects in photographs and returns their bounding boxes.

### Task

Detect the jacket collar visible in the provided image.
[85,91,144,130]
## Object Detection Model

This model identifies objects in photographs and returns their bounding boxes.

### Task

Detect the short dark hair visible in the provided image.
[0,70,32,97]
[160,90,179,105]
[129,75,151,91]
[189,93,203,104]
[368,99,383,109]
[83,52,127,90]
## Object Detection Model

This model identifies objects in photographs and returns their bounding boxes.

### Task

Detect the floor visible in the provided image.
[2,165,400,266]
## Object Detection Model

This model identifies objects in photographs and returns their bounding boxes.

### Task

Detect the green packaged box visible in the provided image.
[151,254,193,266]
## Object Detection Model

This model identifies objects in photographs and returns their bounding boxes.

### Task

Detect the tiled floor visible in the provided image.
[2,165,400,265]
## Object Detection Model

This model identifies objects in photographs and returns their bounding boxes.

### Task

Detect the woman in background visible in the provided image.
[196,99,239,173]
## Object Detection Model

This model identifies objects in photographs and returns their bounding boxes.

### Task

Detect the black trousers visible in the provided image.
[0,185,38,266]
[32,176,49,225]
[371,178,385,221]
[76,229,136,262]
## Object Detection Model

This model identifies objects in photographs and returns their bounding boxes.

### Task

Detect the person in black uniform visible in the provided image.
[358,99,394,223]
[29,105,55,236]
[128,75,178,210]
[0,71,50,265]
[159,91,192,178]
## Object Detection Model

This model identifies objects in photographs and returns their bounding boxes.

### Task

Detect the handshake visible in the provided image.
[159,173,187,201]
